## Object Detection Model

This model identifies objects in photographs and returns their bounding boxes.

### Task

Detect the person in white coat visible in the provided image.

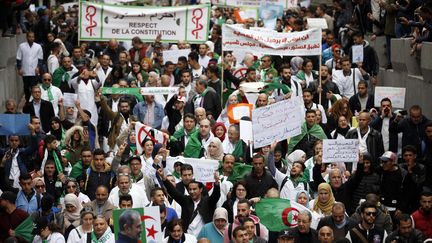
[32,217,66,243]
[94,54,112,87]
[108,169,149,208]
[67,207,94,243]
[39,73,63,116]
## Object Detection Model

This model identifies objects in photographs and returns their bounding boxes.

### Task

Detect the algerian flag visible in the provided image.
[135,122,167,154]
[112,206,163,243]
[14,217,34,242]
[255,198,319,232]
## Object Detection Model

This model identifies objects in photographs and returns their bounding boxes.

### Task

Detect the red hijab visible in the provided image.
[212,122,227,142]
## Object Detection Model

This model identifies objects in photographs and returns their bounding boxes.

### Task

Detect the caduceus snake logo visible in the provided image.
[85,6,97,36]
[191,8,203,39]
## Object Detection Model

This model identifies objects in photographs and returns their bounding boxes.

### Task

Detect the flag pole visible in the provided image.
[319,54,322,105]
[221,50,225,107]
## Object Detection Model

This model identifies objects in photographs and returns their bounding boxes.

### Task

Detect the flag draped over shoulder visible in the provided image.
[255,198,319,232]
[135,122,167,154]
[218,162,252,183]
[288,122,327,153]
[183,130,203,158]
[14,217,34,242]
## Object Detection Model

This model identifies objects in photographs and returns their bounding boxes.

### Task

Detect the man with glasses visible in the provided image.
[346,202,387,242]
[39,73,63,116]
[259,55,278,82]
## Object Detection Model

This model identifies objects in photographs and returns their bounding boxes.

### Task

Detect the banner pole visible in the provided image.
[221,50,225,107]
[319,54,322,105]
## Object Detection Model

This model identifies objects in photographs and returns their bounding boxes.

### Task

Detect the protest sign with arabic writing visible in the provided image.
[80,2,210,43]
[252,97,303,148]
[222,24,322,56]
[166,157,219,183]
[218,0,297,9]
[322,139,359,163]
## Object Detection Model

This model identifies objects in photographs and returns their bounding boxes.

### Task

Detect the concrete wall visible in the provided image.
[0,34,25,112]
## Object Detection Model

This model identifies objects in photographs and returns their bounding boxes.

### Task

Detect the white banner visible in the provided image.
[374,86,406,109]
[252,97,303,148]
[135,122,167,154]
[140,87,179,95]
[322,139,359,163]
[79,2,210,43]
[220,0,297,9]
[163,49,191,64]
[222,24,322,56]
[166,157,219,183]
[144,206,164,243]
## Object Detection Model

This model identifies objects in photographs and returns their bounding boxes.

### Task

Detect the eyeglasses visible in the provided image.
[35,185,45,189]
[365,211,377,216]
[43,78,52,81]
[67,185,77,189]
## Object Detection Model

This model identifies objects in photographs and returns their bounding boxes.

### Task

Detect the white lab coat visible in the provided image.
[16,42,43,76]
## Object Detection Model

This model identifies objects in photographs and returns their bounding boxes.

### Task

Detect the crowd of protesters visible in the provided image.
[1,0,432,242]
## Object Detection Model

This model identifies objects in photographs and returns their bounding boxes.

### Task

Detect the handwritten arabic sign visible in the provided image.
[79,2,210,43]
[140,87,179,95]
[222,24,322,56]
[220,0,297,9]
[374,86,406,109]
[166,157,219,183]
[322,139,359,163]
[252,97,303,148]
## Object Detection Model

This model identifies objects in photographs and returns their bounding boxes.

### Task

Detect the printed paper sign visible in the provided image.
[352,45,364,63]
[240,120,253,143]
[323,139,359,163]
[63,93,77,107]
[306,18,328,29]
[163,49,191,64]
[80,2,210,43]
[166,157,219,183]
[252,97,303,148]
[223,24,322,56]
[222,0,297,9]
[374,86,406,109]
[140,87,179,95]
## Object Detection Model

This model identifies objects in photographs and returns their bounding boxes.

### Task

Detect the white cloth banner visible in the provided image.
[166,157,219,183]
[221,0,297,9]
[222,24,322,56]
[374,86,406,109]
[252,97,303,148]
[322,139,359,163]
[79,2,210,43]
[140,87,179,95]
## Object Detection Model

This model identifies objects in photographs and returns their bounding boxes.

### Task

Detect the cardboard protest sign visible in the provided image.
[352,45,364,63]
[223,24,322,56]
[227,103,253,124]
[322,139,359,163]
[0,114,30,136]
[374,86,406,109]
[80,2,210,43]
[113,207,163,243]
[252,97,303,148]
[166,157,219,183]
[135,122,167,154]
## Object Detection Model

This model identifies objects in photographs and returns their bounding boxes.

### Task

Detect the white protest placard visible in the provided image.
[240,82,265,93]
[80,2,210,43]
[232,105,251,120]
[250,27,277,33]
[244,93,259,105]
[306,18,328,29]
[222,0,296,9]
[144,206,164,242]
[252,97,304,148]
[223,24,322,56]
[352,45,364,63]
[240,120,253,143]
[374,86,406,108]
[140,87,179,95]
[166,157,219,183]
[163,49,191,64]
[63,93,77,107]
[322,139,359,163]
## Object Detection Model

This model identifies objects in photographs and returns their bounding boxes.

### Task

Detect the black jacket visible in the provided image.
[165,95,183,135]
[346,127,384,167]
[308,80,340,110]
[23,100,55,133]
[371,114,398,153]
[163,179,220,230]
[348,94,375,114]
[317,215,357,241]
[244,168,278,199]
[186,88,222,119]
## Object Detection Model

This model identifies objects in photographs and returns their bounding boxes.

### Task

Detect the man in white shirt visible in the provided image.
[332,56,369,98]
[40,73,63,116]
[16,31,43,101]
[188,52,205,83]
[198,44,211,68]
[94,54,112,86]
[108,167,149,208]
[178,69,196,102]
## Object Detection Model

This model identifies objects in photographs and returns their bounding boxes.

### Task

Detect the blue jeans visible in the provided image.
[395,22,411,38]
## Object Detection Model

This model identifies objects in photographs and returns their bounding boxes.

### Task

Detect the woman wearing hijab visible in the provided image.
[197,208,228,243]
[309,183,335,218]
[204,137,224,161]
[212,122,227,142]
[330,115,351,139]
[290,56,304,75]
[63,193,83,240]
[60,178,90,207]
[48,117,66,146]
[295,190,311,208]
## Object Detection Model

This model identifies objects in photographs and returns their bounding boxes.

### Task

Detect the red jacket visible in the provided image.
[412,209,432,239]
[128,47,147,63]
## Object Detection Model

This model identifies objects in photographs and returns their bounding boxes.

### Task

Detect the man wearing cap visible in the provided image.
[376,151,408,221]
[165,94,187,135]
[198,207,228,242]
[278,229,295,243]
[0,191,29,242]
